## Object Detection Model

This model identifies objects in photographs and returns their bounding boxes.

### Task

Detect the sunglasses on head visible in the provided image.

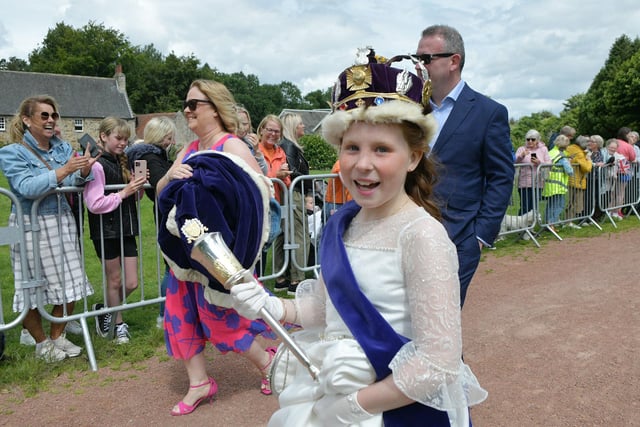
[182,98,215,111]
[414,52,455,64]
[38,111,60,121]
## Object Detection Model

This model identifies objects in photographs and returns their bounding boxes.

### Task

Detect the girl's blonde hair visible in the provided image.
[143,116,176,146]
[99,116,132,181]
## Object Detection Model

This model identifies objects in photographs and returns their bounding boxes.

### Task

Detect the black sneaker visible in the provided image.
[92,303,112,338]
[287,282,299,296]
[274,280,289,293]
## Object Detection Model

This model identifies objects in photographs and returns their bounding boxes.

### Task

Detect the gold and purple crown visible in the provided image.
[331,48,428,112]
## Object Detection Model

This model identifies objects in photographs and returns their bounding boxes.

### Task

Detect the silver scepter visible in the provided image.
[189,230,319,381]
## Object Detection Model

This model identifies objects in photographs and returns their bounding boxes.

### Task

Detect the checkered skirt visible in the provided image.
[10,212,94,311]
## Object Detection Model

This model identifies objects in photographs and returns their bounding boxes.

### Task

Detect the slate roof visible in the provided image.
[279,108,330,134]
[0,70,134,119]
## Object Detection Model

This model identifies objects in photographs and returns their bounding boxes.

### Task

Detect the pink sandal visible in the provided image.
[260,347,277,396]
[171,377,218,416]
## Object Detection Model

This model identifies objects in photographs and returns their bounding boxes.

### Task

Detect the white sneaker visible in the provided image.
[20,329,36,346]
[156,316,164,330]
[64,320,82,335]
[35,338,67,362]
[566,222,581,230]
[115,323,130,345]
[52,333,82,357]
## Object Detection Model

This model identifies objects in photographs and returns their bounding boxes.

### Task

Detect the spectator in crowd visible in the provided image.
[514,129,551,215]
[305,193,322,266]
[628,130,639,160]
[84,117,147,344]
[273,112,310,296]
[586,135,606,222]
[0,95,96,362]
[548,125,576,151]
[602,138,630,220]
[416,24,514,307]
[542,135,574,232]
[563,135,592,229]
[256,114,289,277]
[237,105,268,175]
[229,55,486,426]
[125,116,177,329]
[323,159,352,219]
[615,127,636,218]
[155,79,278,415]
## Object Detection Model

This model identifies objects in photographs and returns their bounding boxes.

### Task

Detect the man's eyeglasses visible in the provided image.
[414,52,455,64]
[37,112,60,121]
[182,99,215,111]
[264,128,281,134]
[526,138,537,141]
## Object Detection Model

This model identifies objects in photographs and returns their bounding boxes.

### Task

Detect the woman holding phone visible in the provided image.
[83,117,146,344]
[514,129,550,215]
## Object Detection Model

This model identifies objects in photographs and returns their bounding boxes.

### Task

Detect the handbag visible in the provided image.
[20,142,78,209]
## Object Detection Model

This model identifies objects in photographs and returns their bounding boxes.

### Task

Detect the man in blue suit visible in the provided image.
[417,25,515,307]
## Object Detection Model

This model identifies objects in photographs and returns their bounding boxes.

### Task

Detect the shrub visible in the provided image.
[301,134,337,170]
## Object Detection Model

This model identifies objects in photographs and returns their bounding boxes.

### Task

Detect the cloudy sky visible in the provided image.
[1,0,638,119]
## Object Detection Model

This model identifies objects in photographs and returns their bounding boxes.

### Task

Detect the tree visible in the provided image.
[304,88,332,110]
[0,56,29,71]
[578,35,640,136]
[29,21,130,77]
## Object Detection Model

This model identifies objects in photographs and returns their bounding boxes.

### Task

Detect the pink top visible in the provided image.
[83,162,123,214]
[616,139,637,162]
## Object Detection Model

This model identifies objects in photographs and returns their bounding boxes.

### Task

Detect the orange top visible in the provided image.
[324,160,351,204]
[260,142,290,203]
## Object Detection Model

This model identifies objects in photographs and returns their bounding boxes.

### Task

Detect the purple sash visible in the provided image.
[320,201,451,426]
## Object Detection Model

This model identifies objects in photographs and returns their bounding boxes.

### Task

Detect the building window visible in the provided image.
[74,119,84,132]
[0,117,5,131]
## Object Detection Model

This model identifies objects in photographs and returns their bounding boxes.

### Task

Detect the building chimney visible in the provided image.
[114,64,126,93]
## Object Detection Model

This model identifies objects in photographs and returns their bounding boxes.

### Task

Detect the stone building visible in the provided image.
[0,66,134,148]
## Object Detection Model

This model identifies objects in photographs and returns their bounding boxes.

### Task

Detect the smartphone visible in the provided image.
[134,160,147,180]
[530,153,537,159]
[78,134,101,158]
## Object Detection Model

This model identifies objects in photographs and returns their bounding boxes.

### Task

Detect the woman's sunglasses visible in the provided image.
[182,99,215,112]
[38,112,60,121]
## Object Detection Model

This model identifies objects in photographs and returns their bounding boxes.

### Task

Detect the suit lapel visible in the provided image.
[432,84,475,154]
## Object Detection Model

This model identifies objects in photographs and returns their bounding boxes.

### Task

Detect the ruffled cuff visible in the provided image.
[294,278,326,332]
[389,341,487,411]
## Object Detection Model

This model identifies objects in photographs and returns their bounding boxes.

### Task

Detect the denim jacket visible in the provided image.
[0,131,93,215]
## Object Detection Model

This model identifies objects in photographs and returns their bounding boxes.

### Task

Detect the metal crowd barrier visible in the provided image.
[0,188,30,333]
[503,161,640,243]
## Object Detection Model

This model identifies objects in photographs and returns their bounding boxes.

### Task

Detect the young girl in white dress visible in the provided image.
[230,51,486,426]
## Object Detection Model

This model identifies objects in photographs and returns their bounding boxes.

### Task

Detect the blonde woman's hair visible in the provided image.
[281,112,303,148]
[99,116,132,181]
[9,95,59,142]
[189,79,239,134]
[257,114,283,141]
[144,116,176,146]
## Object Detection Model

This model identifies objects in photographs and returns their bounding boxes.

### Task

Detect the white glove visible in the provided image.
[312,391,374,425]
[230,280,284,321]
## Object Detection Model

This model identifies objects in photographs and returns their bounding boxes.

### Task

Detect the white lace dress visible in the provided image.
[268,206,487,427]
